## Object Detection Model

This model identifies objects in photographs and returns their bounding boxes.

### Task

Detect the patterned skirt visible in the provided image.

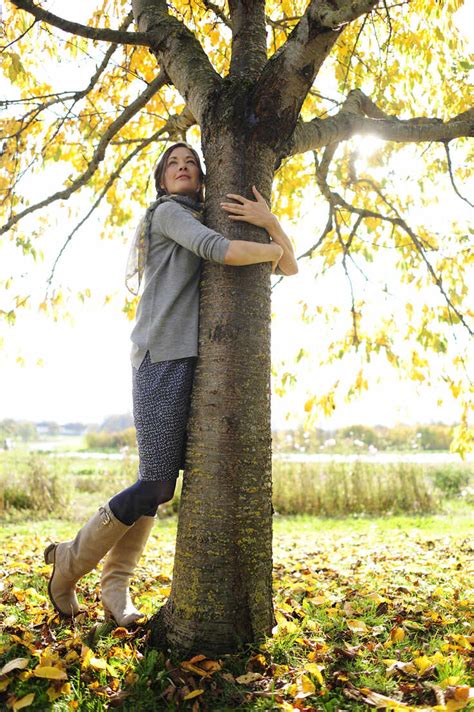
[132,350,197,481]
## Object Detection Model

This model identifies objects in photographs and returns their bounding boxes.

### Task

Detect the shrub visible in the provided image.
[430,467,471,497]
[272,461,438,516]
[1,454,72,515]
[84,428,137,450]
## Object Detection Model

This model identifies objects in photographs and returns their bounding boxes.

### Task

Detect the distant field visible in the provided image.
[0,447,472,521]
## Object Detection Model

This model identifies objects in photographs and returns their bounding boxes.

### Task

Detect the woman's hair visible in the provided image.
[153,141,206,202]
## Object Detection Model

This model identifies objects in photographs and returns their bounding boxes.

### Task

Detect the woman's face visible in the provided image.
[160,146,201,197]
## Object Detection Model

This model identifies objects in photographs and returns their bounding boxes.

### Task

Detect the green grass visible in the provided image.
[1,450,472,523]
[0,513,473,711]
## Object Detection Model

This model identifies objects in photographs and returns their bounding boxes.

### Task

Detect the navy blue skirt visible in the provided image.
[132,351,197,481]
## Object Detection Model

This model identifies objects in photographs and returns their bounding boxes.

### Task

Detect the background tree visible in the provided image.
[1,0,472,654]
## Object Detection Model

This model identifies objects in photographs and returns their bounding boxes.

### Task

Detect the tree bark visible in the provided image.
[148,82,279,655]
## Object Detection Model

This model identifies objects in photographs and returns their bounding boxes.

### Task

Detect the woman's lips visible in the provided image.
[177,175,190,180]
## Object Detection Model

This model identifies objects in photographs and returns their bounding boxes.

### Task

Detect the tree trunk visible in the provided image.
[149,85,277,656]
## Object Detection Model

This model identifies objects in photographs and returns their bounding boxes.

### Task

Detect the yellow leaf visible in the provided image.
[183,689,204,700]
[199,659,221,673]
[273,664,289,678]
[441,676,461,688]
[347,619,369,634]
[0,658,29,675]
[414,655,432,673]
[304,397,315,412]
[12,693,35,710]
[33,665,68,680]
[188,654,207,664]
[391,626,405,642]
[305,662,324,686]
[89,657,107,670]
[235,672,263,684]
[311,595,327,606]
[294,673,315,699]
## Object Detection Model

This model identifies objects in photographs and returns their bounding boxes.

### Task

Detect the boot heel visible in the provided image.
[44,543,57,565]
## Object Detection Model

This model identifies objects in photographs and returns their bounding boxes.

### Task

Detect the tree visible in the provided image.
[1,0,472,654]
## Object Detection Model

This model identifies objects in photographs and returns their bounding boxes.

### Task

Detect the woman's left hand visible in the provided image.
[220,185,276,231]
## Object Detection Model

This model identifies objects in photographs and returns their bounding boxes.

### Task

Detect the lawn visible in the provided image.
[1,512,473,711]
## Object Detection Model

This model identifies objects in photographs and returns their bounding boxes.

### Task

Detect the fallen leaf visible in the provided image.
[390,626,405,642]
[304,662,324,686]
[347,619,369,634]
[33,666,67,680]
[294,673,316,699]
[0,658,29,675]
[360,687,411,708]
[89,657,107,670]
[12,693,35,710]
[235,672,263,685]
[183,689,204,700]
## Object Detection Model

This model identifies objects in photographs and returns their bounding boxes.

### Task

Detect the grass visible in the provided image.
[1,449,472,708]
[1,450,472,522]
[0,512,473,710]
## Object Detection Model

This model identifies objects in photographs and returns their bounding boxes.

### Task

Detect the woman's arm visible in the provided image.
[220,186,298,276]
[265,217,298,276]
[223,240,283,270]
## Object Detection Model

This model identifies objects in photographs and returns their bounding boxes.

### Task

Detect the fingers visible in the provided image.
[225,192,246,203]
[220,203,245,213]
[252,185,263,200]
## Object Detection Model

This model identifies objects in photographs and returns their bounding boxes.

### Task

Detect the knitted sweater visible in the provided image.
[130,201,231,367]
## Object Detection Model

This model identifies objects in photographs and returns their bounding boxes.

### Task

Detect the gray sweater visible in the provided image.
[130,201,231,367]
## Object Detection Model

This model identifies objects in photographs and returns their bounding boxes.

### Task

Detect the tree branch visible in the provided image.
[248,0,380,149]
[0,16,37,50]
[335,212,363,345]
[312,152,474,337]
[444,141,474,209]
[2,17,130,153]
[228,0,267,80]
[283,89,474,157]
[132,0,222,125]
[46,124,180,289]
[202,0,231,28]
[1,72,168,236]
[10,0,151,46]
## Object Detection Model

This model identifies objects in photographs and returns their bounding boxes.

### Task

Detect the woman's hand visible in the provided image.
[220,185,277,231]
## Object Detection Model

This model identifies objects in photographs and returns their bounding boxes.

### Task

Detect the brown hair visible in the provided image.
[153,141,206,202]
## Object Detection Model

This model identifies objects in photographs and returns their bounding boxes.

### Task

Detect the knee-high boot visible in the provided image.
[100,515,155,627]
[44,502,130,618]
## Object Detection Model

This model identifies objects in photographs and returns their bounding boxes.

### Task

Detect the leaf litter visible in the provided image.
[0,523,472,710]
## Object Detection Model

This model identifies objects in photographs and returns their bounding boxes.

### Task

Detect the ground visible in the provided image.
[0,513,473,710]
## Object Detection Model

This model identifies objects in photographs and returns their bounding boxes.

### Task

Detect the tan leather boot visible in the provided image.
[101,515,155,627]
[44,503,130,618]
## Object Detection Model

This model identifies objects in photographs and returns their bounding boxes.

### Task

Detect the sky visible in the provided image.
[0,2,472,430]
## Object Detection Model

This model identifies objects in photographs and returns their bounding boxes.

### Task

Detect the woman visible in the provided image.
[44,142,298,627]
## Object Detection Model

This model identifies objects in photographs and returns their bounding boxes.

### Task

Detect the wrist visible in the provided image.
[265,214,280,233]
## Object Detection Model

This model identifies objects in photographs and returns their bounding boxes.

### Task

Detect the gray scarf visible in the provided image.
[125,193,204,296]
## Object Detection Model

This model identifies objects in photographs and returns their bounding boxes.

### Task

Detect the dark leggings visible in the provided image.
[109,478,177,526]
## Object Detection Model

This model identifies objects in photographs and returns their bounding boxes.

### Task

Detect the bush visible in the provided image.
[430,467,471,497]
[84,428,137,450]
[272,461,438,516]
[0,455,72,515]
[418,425,453,451]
